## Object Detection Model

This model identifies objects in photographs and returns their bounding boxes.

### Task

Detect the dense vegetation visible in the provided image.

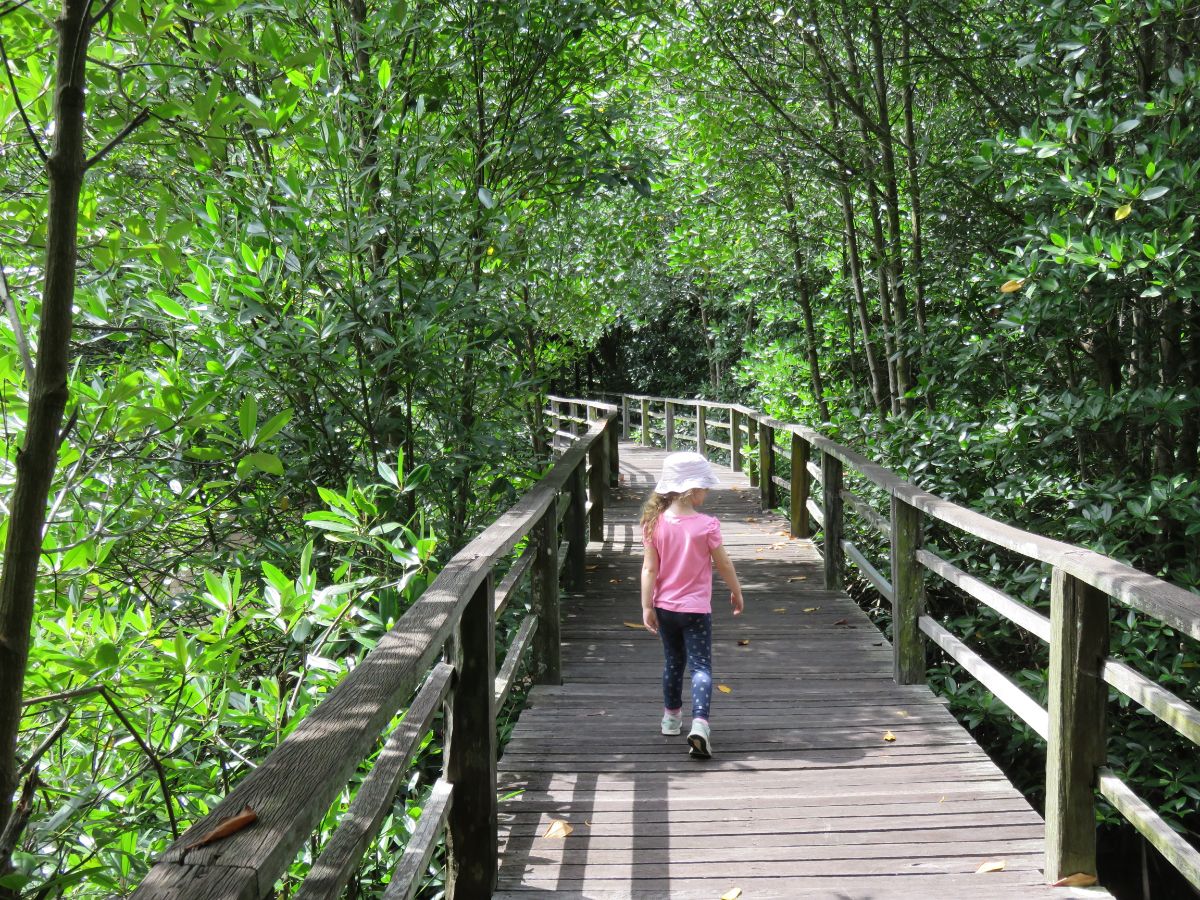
[0,0,1197,896]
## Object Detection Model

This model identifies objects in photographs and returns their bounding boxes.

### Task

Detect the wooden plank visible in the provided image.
[845,488,890,538]
[1098,768,1200,891]
[697,404,707,456]
[664,400,674,450]
[382,780,453,900]
[806,459,822,484]
[918,549,1051,642]
[640,397,649,446]
[731,408,742,471]
[759,420,774,510]
[821,451,844,590]
[588,437,606,542]
[532,509,561,684]
[1102,658,1200,746]
[621,395,629,441]
[494,551,533,618]
[806,497,824,527]
[891,496,925,684]
[1045,567,1108,882]
[919,616,1049,739]
[790,433,810,539]
[296,664,453,900]
[495,615,538,707]
[445,575,498,897]
[843,538,894,604]
[564,461,586,589]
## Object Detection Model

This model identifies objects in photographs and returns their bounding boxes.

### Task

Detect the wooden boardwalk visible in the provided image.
[495,443,1110,899]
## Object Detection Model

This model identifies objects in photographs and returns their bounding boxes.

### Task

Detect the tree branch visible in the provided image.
[0,267,33,385]
[99,688,179,838]
[0,31,48,164]
[84,106,150,170]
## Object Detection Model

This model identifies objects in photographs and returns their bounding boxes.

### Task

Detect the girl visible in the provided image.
[640,451,745,758]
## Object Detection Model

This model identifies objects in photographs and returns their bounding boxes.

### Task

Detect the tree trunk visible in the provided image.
[0,0,92,883]
[901,23,927,340]
[780,170,830,422]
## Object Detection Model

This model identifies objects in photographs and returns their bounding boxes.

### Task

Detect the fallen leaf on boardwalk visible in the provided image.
[183,806,257,854]
[896,710,909,717]
[737,639,750,646]
[720,889,743,900]
[584,820,593,828]
[787,576,807,582]
[622,621,644,629]
[803,607,819,613]
[975,859,1006,874]
[745,517,758,522]
[832,618,849,626]
[773,607,787,613]
[717,684,733,693]
[585,565,599,571]
[543,820,573,839]
[609,578,623,583]
[585,710,608,717]
[1051,873,1098,887]
[883,731,897,742]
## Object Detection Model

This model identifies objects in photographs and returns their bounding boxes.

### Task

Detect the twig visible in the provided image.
[21,685,102,708]
[17,713,70,780]
[98,688,179,839]
[0,30,48,163]
[84,106,150,170]
[0,267,33,384]
[0,768,38,870]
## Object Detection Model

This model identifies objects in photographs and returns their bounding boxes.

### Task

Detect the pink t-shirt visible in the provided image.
[643,512,724,613]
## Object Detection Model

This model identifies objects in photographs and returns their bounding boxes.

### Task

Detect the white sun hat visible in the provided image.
[654,451,720,495]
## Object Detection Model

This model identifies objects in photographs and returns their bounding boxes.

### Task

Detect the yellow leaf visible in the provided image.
[1051,873,1098,887]
[787,575,807,582]
[883,731,896,742]
[999,278,1026,293]
[975,859,1006,874]
[773,607,786,613]
[737,639,750,646]
[1115,203,1132,221]
[717,684,733,693]
[622,621,644,629]
[543,820,573,839]
[803,607,819,613]
[721,889,743,900]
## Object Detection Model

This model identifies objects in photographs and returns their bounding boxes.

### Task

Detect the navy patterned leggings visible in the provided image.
[656,608,713,721]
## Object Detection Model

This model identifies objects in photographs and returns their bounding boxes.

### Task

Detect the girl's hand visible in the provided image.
[642,606,659,634]
[731,591,744,616]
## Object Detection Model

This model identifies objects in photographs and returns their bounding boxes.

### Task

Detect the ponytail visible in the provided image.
[642,490,700,539]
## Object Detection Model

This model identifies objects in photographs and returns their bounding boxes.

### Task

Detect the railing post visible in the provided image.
[1046,567,1109,882]
[790,434,810,539]
[664,401,675,450]
[532,508,561,684]
[747,418,758,488]
[697,404,707,457]
[565,461,587,588]
[640,397,650,446]
[821,451,844,590]
[759,421,774,511]
[621,396,630,441]
[588,439,605,542]
[730,408,742,471]
[890,496,924,684]
[607,415,619,487]
[444,573,497,899]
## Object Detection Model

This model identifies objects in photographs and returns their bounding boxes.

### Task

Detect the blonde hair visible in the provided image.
[640,490,699,539]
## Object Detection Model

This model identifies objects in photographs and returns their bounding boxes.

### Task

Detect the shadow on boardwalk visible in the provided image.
[495,442,1109,900]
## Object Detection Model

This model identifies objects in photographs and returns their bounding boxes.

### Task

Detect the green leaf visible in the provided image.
[243,451,283,476]
[256,410,293,445]
[151,292,189,320]
[239,396,257,442]
[378,60,391,91]
[478,186,495,209]
[1111,119,1140,135]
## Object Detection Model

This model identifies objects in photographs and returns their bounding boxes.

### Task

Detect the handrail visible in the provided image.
[619,392,1200,890]
[134,401,620,899]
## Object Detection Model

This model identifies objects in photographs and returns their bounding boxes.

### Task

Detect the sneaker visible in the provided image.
[661,710,682,736]
[688,719,712,758]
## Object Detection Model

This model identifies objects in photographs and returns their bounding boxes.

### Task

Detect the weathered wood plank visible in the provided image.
[295,664,453,900]
[790,433,810,539]
[918,548,1051,642]
[494,550,533,618]
[821,450,844,590]
[495,615,538,707]
[380,779,453,900]
[891,496,925,684]
[1102,658,1200,746]
[1045,567,1108,883]
[843,538,894,603]
[1098,768,1200,891]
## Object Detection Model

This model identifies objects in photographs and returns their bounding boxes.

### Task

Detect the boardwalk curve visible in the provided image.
[496,443,1110,899]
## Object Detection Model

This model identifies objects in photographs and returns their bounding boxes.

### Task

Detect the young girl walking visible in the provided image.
[640,451,744,758]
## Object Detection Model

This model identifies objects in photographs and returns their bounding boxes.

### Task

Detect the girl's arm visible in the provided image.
[641,543,660,633]
[711,545,744,616]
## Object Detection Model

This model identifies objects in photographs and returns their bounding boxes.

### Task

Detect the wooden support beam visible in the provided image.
[747,417,758,487]
[697,404,707,457]
[640,397,650,447]
[588,442,605,542]
[664,401,675,450]
[1046,567,1109,883]
[532,509,561,684]
[730,408,742,471]
[759,421,774,511]
[621,395,629,441]
[890,497,925,685]
[790,434,810,539]
[565,462,587,587]
[821,451,844,590]
[444,574,497,899]
[608,417,619,487]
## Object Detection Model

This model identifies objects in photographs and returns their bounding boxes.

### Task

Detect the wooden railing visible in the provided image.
[133,399,620,899]
[622,393,1200,889]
